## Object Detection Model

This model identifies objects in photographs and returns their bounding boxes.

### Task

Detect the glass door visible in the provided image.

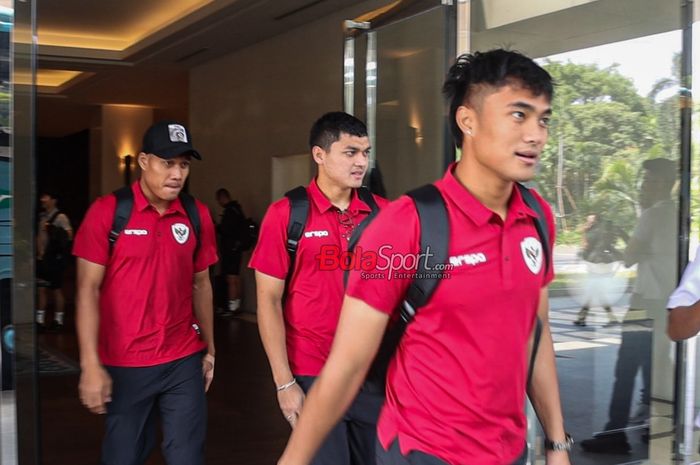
[471,0,688,463]
[344,1,455,200]
[2,0,39,463]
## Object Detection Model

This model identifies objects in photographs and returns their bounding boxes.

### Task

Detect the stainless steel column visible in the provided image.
[12,0,39,463]
[674,0,695,459]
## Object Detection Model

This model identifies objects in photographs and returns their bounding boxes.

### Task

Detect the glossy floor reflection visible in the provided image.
[38,312,288,465]
[1,390,17,464]
[30,299,700,465]
[549,302,699,465]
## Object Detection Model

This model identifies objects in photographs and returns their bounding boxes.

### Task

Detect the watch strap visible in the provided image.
[544,433,574,451]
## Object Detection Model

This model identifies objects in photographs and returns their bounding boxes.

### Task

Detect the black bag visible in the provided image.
[219,201,258,252]
[44,211,71,260]
[238,216,259,251]
[581,219,622,264]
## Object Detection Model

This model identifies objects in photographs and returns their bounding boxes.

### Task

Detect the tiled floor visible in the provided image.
[2,295,700,464]
[550,303,700,465]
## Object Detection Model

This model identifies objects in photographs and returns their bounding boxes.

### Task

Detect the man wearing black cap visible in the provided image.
[73,121,218,465]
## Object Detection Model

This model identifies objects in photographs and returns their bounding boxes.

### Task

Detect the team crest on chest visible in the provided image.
[520,237,543,274]
[171,223,190,244]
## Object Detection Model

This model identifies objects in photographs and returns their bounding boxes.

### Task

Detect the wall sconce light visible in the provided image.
[124,154,133,186]
[411,126,423,145]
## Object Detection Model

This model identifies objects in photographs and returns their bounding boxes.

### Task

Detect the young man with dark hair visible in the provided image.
[250,111,388,465]
[278,50,571,465]
[73,121,218,465]
[36,191,73,331]
[215,187,246,316]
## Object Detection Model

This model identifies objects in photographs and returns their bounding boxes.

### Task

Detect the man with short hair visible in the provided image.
[36,191,72,331]
[278,50,571,465]
[215,187,246,316]
[250,111,388,465]
[73,121,218,465]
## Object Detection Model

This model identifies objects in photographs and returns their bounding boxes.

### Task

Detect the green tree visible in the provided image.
[537,60,662,239]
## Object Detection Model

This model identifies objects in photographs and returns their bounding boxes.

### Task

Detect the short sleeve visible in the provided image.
[56,213,72,231]
[668,258,700,309]
[345,196,420,315]
[72,195,115,266]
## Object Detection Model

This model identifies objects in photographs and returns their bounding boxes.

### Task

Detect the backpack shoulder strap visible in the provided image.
[516,183,550,276]
[346,188,380,254]
[179,191,201,248]
[284,186,310,282]
[356,186,379,214]
[343,188,382,286]
[47,210,61,225]
[109,187,134,254]
[516,183,550,389]
[402,184,449,321]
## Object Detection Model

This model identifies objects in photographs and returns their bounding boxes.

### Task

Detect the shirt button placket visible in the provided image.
[502,227,513,289]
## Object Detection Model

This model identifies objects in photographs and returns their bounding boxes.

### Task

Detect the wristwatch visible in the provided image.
[544,433,574,451]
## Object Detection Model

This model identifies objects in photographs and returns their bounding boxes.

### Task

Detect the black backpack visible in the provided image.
[239,216,259,251]
[108,186,201,256]
[219,201,258,252]
[43,210,71,260]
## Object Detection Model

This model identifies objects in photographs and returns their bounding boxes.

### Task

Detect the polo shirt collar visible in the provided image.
[440,163,539,226]
[308,178,372,214]
[132,180,186,216]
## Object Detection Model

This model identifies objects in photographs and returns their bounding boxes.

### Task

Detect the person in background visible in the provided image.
[574,213,625,327]
[580,158,677,453]
[36,191,73,331]
[215,188,246,316]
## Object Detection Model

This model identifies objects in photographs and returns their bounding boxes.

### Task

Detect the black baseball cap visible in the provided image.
[642,158,675,183]
[141,120,202,160]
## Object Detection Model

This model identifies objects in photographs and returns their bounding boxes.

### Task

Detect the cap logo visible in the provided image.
[168,124,188,143]
[520,237,543,274]
[171,223,190,244]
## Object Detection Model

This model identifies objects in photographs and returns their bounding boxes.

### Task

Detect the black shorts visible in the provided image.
[36,257,66,290]
[221,250,242,276]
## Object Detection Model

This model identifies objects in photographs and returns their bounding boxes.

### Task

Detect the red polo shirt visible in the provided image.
[249,179,388,376]
[346,166,555,465]
[73,182,218,367]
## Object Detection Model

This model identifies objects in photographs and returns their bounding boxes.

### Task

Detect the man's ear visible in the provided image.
[311,146,325,165]
[455,105,476,138]
[137,152,149,170]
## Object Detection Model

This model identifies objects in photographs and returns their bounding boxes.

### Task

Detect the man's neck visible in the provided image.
[139,179,171,215]
[316,176,353,211]
[454,157,513,220]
